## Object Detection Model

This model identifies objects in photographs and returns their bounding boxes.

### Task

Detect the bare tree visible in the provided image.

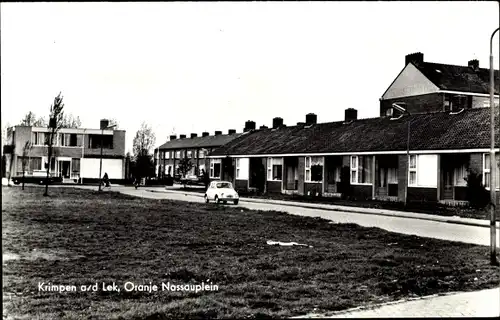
[20,111,47,126]
[21,140,32,190]
[132,122,156,182]
[61,113,82,128]
[178,157,194,188]
[44,93,65,197]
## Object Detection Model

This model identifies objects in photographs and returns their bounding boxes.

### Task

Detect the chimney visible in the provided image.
[169,135,177,140]
[190,133,198,138]
[228,129,236,134]
[179,134,187,139]
[100,119,110,130]
[202,132,209,137]
[244,120,256,132]
[214,131,222,136]
[272,117,284,129]
[468,59,479,70]
[345,108,358,122]
[259,125,268,129]
[305,113,317,125]
[405,52,424,66]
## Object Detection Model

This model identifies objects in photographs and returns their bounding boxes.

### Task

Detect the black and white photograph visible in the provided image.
[1,1,500,318]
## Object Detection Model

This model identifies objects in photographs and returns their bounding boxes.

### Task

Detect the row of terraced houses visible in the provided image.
[155,52,500,205]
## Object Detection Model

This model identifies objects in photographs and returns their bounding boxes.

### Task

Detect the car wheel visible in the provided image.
[234,200,239,205]
[204,195,209,203]
[215,195,220,204]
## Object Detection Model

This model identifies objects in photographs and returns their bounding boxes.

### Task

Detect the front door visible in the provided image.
[443,168,454,200]
[59,161,71,179]
[286,165,297,190]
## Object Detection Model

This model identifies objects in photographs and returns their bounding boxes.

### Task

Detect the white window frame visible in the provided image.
[267,158,283,181]
[305,156,323,183]
[408,155,417,186]
[483,153,500,191]
[175,151,181,159]
[351,155,372,185]
[236,158,241,179]
[305,157,312,182]
[210,159,221,179]
[350,156,358,184]
[32,132,46,146]
[187,150,192,158]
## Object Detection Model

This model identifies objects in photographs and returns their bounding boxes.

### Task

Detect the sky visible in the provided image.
[1,1,499,154]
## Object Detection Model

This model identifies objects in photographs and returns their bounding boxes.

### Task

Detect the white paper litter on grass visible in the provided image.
[267,240,313,248]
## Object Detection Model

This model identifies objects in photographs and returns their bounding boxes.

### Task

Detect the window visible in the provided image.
[409,155,417,186]
[16,157,42,175]
[210,159,221,178]
[350,156,373,184]
[175,151,181,159]
[187,150,192,158]
[88,134,113,149]
[387,168,398,184]
[71,158,81,173]
[305,156,323,182]
[454,164,467,187]
[483,153,500,190]
[408,155,437,187]
[59,133,81,147]
[31,132,46,146]
[267,158,283,181]
[199,149,205,159]
[216,182,232,189]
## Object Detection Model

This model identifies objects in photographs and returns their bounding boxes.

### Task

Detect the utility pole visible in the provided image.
[489,27,499,265]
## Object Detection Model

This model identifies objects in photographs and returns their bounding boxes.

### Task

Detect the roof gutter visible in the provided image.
[438,90,499,98]
[207,148,500,158]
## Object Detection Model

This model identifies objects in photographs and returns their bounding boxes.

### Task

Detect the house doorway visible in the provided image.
[58,160,71,179]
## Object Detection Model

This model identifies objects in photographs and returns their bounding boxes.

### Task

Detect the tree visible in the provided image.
[465,169,489,209]
[19,111,47,126]
[133,122,156,158]
[132,122,156,181]
[61,113,82,128]
[178,157,194,188]
[21,141,32,190]
[44,93,65,197]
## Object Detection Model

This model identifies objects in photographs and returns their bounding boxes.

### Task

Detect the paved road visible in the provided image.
[82,185,500,247]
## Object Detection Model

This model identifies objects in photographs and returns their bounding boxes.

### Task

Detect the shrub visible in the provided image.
[464,169,489,209]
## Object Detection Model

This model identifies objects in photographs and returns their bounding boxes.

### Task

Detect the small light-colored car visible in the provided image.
[204,181,239,204]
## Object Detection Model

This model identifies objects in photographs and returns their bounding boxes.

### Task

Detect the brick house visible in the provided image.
[380,52,499,117]
[208,108,499,205]
[3,121,126,182]
[154,126,247,180]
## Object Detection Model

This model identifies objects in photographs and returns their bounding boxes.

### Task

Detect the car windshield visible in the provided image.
[216,182,232,189]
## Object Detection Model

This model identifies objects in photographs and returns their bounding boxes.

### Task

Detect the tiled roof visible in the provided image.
[211,108,499,156]
[157,133,242,150]
[414,62,499,95]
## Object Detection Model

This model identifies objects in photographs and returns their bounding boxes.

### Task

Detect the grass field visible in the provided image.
[2,186,499,319]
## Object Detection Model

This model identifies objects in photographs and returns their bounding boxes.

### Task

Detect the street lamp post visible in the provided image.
[391,103,411,206]
[489,27,499,265]
[98,123,117,191]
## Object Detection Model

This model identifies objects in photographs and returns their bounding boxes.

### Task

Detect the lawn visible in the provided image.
[2,186,499,319]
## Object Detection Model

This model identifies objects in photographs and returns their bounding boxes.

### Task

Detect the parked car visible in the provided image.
[12,170,59,185]
[204,181,239,204]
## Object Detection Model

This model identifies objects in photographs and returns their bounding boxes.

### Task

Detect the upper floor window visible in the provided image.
[199,149,205,159]
[175,151,181,159]
[187,150,192,158]
[59,133,82,147]
[31,132,46,146]
[88,134,113,149]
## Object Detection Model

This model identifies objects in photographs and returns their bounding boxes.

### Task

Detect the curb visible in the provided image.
[291,288,498,318]
[147,189,498,229]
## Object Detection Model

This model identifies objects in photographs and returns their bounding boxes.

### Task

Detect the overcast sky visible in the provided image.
[1,1,499,154]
